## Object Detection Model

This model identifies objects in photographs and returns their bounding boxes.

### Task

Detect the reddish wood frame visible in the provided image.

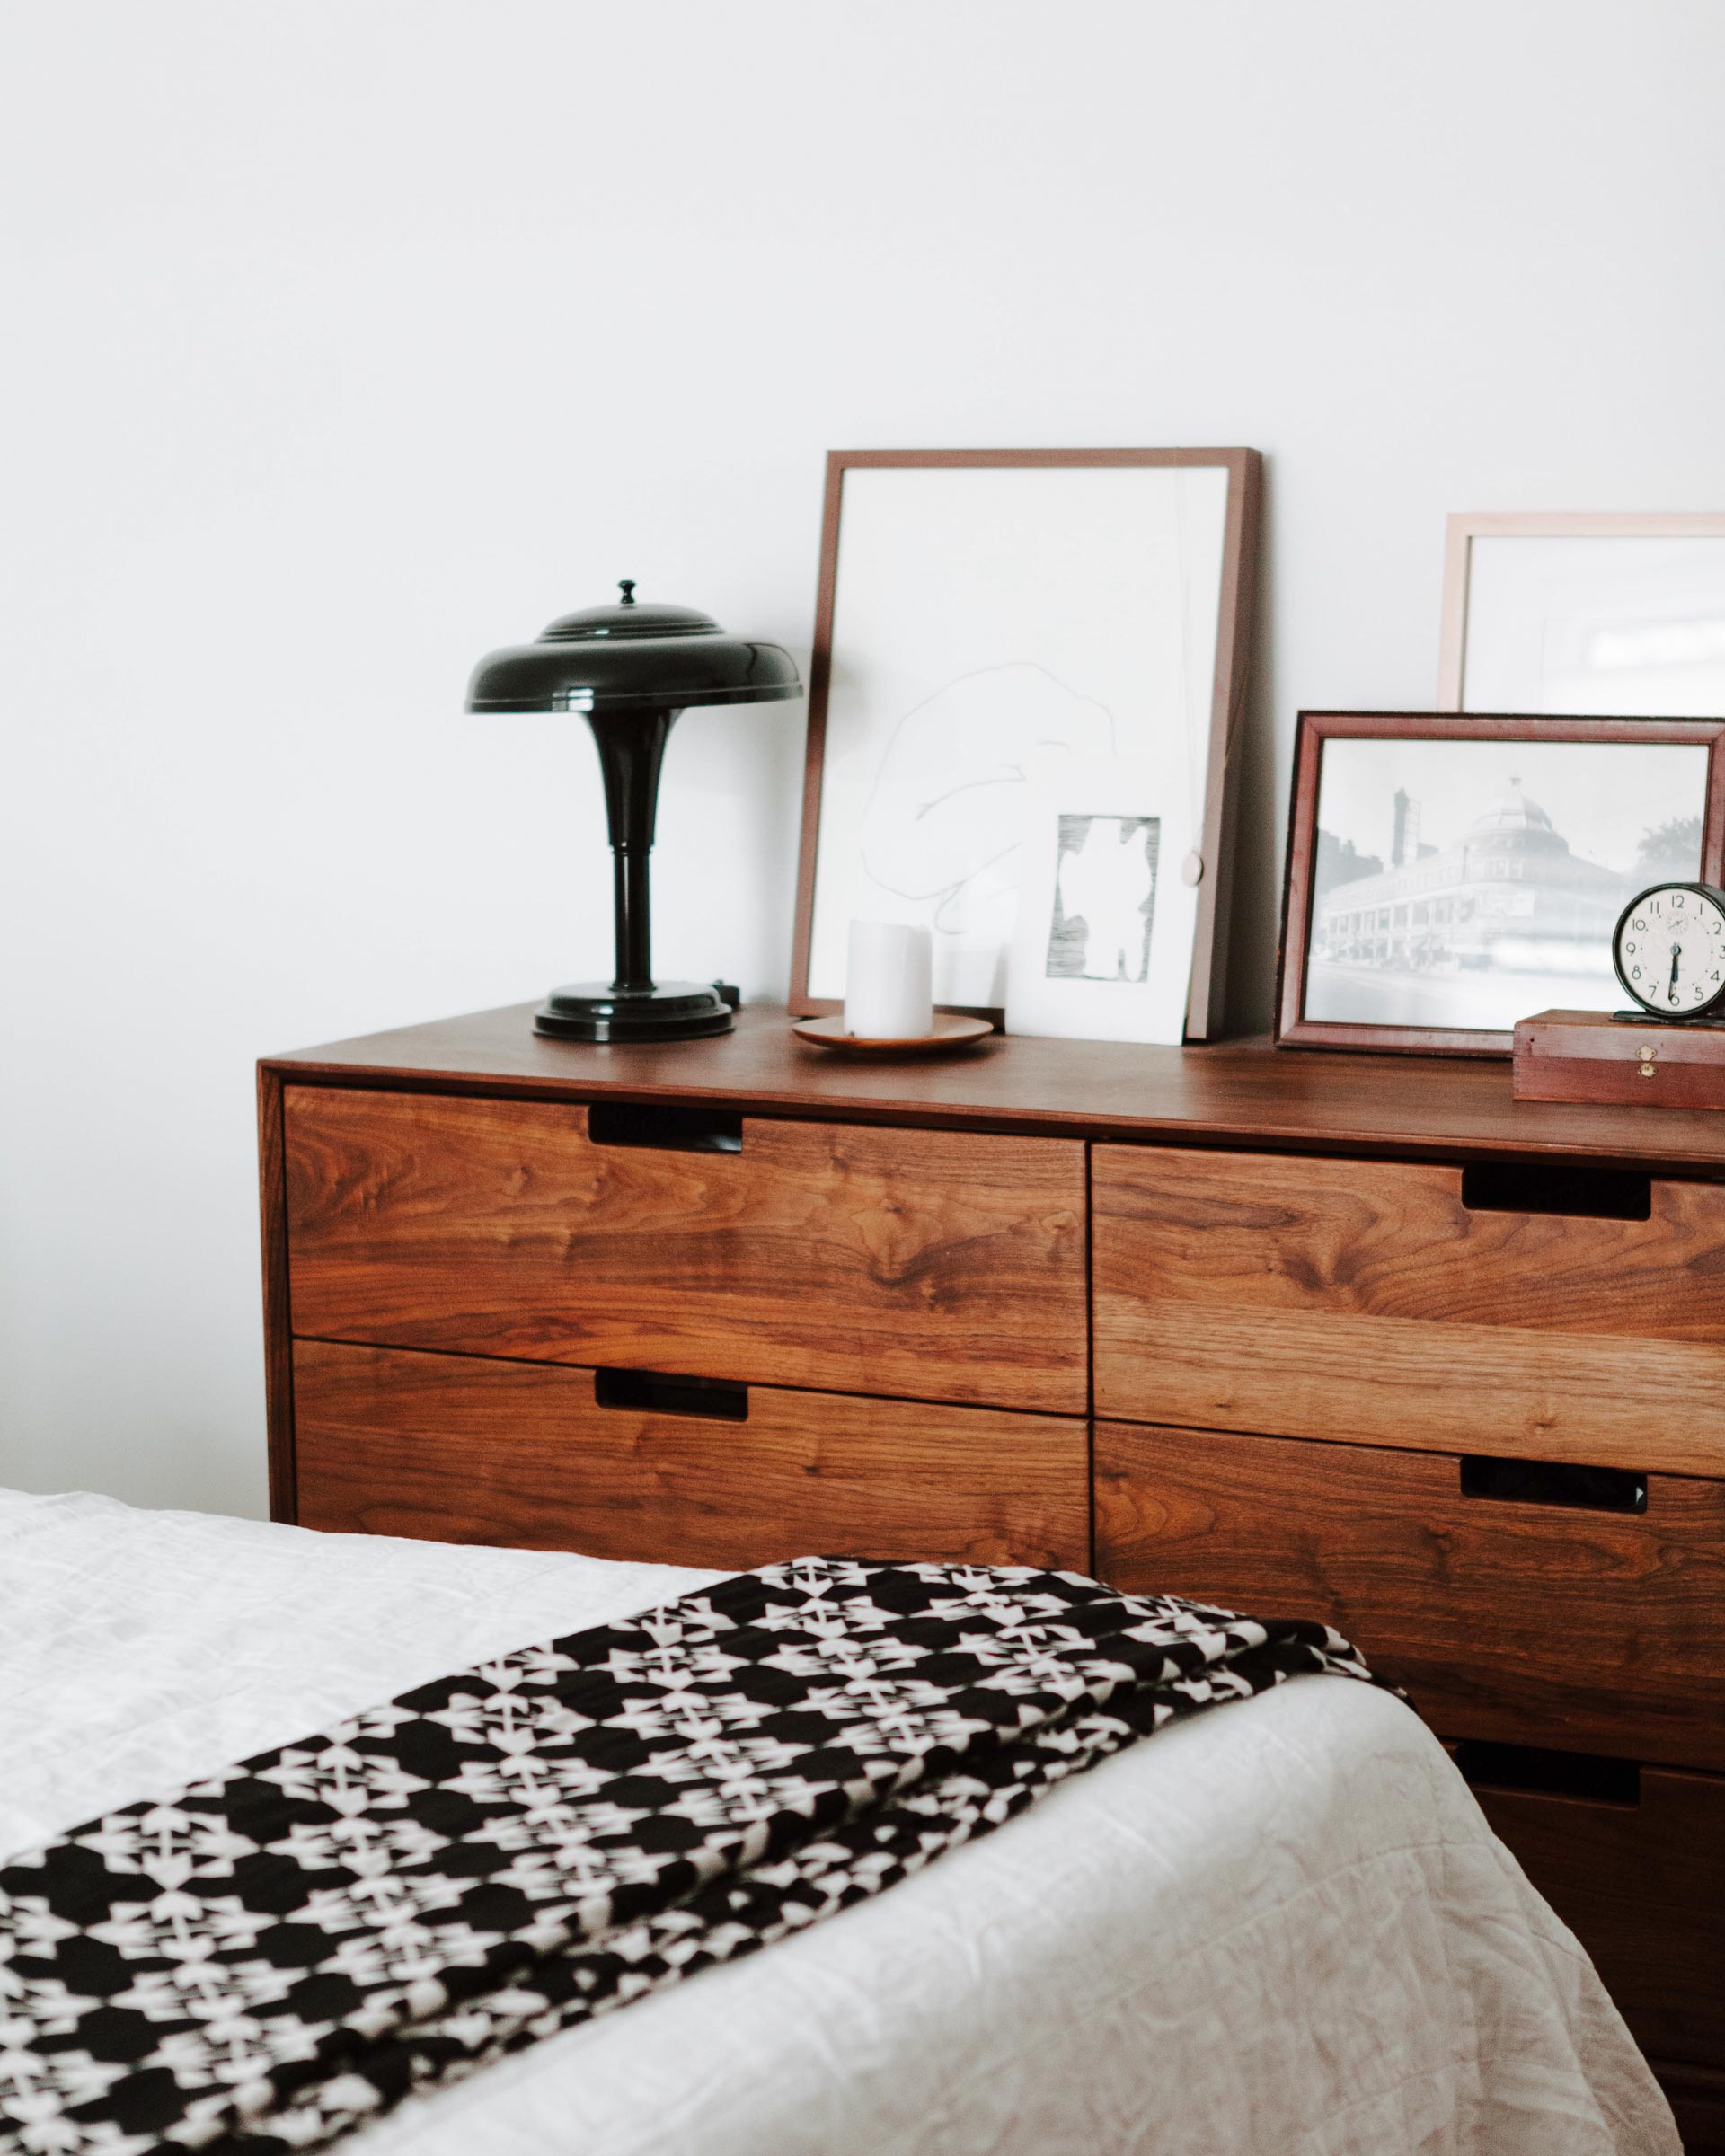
[1275,711,1725,1058]
[788,447,1262,1040]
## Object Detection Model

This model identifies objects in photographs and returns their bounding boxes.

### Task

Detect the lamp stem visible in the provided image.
[613,846,652,993]
[585,704,682,996]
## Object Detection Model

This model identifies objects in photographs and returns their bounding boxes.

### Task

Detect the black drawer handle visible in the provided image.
[1460,1162,1650,1221]
[1455,1739,1640,1807]
[1461,1454,1647,1514]
[588,1101,742,1154]
[594,1367,748,1422]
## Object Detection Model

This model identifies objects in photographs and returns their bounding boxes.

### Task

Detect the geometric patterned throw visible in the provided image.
[0,1558,1380,2152]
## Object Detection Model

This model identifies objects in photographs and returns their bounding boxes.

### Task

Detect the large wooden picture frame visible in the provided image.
[789,448,1261,1041]
[1438,511,1725,713]
[1277,710,1725,1057]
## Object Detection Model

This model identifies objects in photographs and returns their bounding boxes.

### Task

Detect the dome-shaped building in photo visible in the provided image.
[1312,778,1625,977]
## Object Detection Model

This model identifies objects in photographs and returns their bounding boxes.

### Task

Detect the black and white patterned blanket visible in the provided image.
[0,1557,1378,2154]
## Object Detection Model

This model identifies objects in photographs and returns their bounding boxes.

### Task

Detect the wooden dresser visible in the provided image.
[261,1003,1725,2148]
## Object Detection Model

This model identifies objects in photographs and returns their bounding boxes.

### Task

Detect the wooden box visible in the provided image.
[1514,1007,1725,1110]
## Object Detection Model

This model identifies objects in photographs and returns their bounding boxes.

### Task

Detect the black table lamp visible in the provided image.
[466,582,801,1042]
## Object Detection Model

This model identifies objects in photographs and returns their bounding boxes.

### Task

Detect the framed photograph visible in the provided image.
[789,447,1261,1040]
[1438,512,1725,714]
[1276,711,1725,1056]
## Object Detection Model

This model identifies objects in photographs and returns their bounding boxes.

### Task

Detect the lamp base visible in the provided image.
[533,980,739,1044]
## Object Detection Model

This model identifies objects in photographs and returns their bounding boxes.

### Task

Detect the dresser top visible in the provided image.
[262,1001,1725,1172]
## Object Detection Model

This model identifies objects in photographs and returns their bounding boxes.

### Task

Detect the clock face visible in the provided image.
[1614,884,1725,1016]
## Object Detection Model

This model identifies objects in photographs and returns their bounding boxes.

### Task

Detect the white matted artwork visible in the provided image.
[1005,757,1195,1043]
[790,450,1260,1039]
[1438,513,1725,714]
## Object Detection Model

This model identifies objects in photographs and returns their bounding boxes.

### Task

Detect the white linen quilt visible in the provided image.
[0,1487,1678,2156]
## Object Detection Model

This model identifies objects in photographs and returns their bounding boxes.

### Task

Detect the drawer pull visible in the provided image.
[594,1367,749,1421]
[1455,1739,1640,1807]
[1459,1161,1650,1221]
[588,1101,743,1154]
[1461,1454,1647,1513]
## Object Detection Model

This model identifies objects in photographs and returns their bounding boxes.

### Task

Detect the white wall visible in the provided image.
[4,0,1722,1516]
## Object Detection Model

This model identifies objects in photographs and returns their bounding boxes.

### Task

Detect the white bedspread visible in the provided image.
[1,1487,1677,2156]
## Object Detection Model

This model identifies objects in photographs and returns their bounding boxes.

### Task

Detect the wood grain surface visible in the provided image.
[1644,2060,1725,2155]
[1093,1420,1725,1770]
[293,1339,1089,1571]
[1093,1303,1725,1476]
[1092,1144,1725,1474]
[261,1000,1725,1173]
[257,1065,296,1523]
[285,1087,1087,1413]
[1515,1006,1725,1110]
[1470,1767,1725,2072]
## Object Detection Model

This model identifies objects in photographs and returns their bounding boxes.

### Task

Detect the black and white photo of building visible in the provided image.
[1305,739,1709,1030]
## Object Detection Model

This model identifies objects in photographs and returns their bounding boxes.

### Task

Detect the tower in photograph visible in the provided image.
[1390,788,1420,868]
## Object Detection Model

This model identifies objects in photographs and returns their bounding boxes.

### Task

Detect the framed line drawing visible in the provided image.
[1276,710,1725,1057]
[1438,512,1725,715]
[788,447,1261,1040]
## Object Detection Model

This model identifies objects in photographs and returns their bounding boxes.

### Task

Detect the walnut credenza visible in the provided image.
[261,1004,1725,2147]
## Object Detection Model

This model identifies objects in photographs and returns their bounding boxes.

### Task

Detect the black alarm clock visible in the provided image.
[1612,882,1725,1018]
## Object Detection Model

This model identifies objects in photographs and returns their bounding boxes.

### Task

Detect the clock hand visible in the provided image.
[1671,941,1683,992]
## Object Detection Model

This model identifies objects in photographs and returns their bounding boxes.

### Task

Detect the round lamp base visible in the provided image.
[534,980,739,1044]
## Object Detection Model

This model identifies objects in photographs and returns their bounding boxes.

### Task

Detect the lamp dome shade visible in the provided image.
[465,581,802,713]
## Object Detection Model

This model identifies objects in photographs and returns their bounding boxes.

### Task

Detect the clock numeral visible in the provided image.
[1632,967,1642,979]
[1634,917,1647,930]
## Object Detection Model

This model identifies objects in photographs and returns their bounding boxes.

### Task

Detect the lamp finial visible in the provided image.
[618,579,636,605]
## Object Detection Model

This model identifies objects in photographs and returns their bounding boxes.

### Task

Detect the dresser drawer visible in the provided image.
[285,1087,1087,1414]
[293,1339,1089,1572]
[1093,1419,1725,1770]
[1092,1143,1725,1475]
[1467,1760,1725,2072]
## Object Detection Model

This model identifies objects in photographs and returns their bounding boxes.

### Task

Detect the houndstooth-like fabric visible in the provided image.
[0,1557,1380,2154]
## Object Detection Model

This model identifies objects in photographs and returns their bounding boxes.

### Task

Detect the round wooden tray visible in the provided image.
[792,1013,995,1056]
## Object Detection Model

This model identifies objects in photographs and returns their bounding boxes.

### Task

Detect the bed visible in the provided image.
[1,1486,1678,2155]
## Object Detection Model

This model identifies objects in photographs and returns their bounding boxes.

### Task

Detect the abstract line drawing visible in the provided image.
[854,661,1118,943]
[792,451,1256,1037]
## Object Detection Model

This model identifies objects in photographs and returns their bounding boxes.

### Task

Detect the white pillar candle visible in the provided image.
[845,920,934,1039]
